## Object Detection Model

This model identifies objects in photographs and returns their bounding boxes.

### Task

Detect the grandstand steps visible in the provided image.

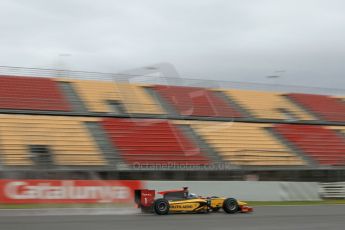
[107,100,127,115]
[84,121,126,169]
[176,124,223,163]
[144,87,179,116]
[273,124,345,166]
[213,91,252,118]
[265,127,317,167]
[286,93,345,122]
[283,95,320,121]
[152,85,243,118]
[100,118,210,167]
[275,108,299,121]
[58,82,88,113]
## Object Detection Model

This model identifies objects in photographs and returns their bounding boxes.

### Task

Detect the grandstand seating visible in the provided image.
[286,93,345,122]
[153,85,243,117]
[101,118,210,165]
[179,121,305,166]
[0,76,70,111]
[0,115,105,166]
[224,89,315,120]
[0,74,345,168]
[274,124,345,165]
[65,79,165,114]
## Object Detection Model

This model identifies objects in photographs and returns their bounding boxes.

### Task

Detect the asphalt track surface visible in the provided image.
[0,205,344,230]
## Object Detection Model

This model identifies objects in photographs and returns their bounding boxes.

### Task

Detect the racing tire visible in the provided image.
[223,198,239,214]
[153,198,170,215]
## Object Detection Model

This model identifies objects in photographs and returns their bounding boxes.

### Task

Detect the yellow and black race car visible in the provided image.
[135,187,253,215]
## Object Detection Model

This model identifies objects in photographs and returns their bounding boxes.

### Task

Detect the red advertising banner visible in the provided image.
[0,180,142,204]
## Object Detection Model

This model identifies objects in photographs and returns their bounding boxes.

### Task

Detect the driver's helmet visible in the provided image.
[188,193,198,198]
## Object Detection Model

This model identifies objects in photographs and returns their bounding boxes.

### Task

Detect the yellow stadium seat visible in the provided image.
[223,89,315,120]
[0,115,106,166]
[61,79,165,115]
[174,120,306,166]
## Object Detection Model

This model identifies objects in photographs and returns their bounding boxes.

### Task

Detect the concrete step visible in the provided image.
[106,100,127,115]
[176,124,224,163]
[58,82,88,113]
[213,91,252,118]
[266,127,318,167]
[143,87,179,116]
[85,121,127,169]
[283,95,321,120]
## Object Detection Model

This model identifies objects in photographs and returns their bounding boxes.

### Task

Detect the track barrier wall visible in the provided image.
[145,181,321,201]
[0,179,142,204]
[0,179,323,204]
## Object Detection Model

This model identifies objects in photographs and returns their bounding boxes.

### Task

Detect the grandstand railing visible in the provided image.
[0,65,345,95]
[0,65,345,121]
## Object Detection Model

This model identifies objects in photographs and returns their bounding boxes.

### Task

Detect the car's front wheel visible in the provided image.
[153,198,170,215]
[223,198,239,214]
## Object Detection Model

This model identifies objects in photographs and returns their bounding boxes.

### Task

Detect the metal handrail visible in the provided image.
[0,65,345,95]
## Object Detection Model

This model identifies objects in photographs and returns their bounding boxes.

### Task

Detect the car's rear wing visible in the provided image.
[134,189,156,207]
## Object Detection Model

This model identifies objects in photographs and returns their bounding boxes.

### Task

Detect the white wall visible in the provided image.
[145,181,321,201]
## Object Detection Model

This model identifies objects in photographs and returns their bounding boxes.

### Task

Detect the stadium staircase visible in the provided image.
[273,124,345,166]
[84,121,124,168]
[58,81,89,113]
[286,93,345,122]
[212,90,252,118]
[266,127,317,167]
[100,118,210,166]
[152,85,243,118]
[176,124,224,163]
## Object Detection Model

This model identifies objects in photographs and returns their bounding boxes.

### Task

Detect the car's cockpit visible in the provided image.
[160,187,200,201]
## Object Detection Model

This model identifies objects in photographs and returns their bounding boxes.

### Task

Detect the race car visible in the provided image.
[135,187,253,215]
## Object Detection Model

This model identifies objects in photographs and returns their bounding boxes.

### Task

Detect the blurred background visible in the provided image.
[0,1,344,229]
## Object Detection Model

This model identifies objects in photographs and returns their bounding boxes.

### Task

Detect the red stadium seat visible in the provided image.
[153,85,242,117]
[287,93,345,122]
[100,118,210,166]
[274,124,345,165]
[0,76,70,111]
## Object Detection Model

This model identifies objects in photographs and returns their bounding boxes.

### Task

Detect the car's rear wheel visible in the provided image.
[223,198,239,214]
[153,198,170,215]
